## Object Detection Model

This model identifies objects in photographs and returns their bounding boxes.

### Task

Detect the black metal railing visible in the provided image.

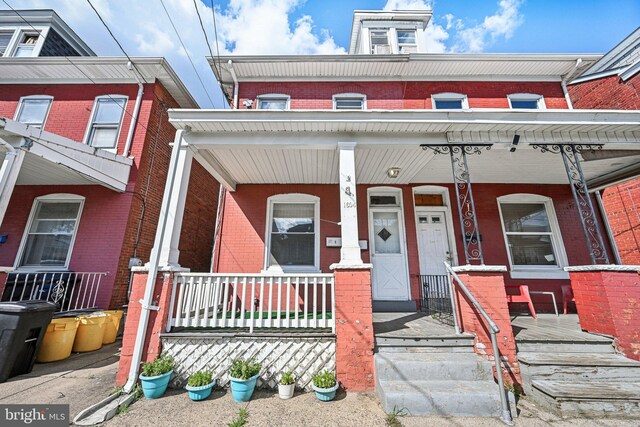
[419,274,454,326]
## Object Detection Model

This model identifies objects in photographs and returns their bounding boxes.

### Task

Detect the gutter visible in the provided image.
[123,61,144,157]
[228,60,239,109]
[124,128,187,393]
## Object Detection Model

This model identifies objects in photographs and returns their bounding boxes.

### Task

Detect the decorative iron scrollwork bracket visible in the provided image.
[421,144,491,264]
[531,144,609,264]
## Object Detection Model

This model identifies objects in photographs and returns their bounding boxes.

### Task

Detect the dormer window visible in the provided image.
[13,33,39,57]
[508,94,546,109]
[397,30,417,53]
[370,29,390,54]
[432,93,469,110]
[0,31,12,56]
[333,94,366,110]
[257,94,290,110]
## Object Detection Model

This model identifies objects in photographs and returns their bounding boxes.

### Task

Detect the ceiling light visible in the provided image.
[387,167,401,178]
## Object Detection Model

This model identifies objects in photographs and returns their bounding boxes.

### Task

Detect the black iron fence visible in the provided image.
[419,274,454,326]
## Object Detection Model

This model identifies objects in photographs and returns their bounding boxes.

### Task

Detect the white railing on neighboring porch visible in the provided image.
[2,271,108,313]
[168,273,336,333]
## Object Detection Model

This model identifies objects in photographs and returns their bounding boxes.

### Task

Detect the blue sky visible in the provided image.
[6,0,640,108]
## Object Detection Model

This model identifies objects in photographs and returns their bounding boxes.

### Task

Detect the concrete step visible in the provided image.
[531,379,640,417]
[377,379,509,417]
[516,339,615,354]
[375,352,493,382]
[375,335,475,352]
[519,352,640,383]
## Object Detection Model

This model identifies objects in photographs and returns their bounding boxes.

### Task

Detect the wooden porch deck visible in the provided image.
[511,313,611,343]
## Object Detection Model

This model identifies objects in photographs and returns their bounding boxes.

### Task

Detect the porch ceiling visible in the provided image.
[0,118,133,191]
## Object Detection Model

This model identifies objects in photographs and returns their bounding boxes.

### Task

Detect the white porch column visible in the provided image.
[0,147,25,227]
[337,142,364,266]
[157,130,193,268]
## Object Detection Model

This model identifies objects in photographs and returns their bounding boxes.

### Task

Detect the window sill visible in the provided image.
[509,268,569,280]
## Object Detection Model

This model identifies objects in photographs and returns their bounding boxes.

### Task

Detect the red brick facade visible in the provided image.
[569,270,640,360]
[569,72,640,265]
[239,81,569,110]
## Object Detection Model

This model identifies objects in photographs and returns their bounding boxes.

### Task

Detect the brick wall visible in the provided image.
[238,81,569,110]
[215,183,602,313]
[569,72,640,265]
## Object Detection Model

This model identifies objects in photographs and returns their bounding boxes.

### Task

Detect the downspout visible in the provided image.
[123,61,145,157]
[561,58,583,110]
[0,138,18,227]
[228,60,239,109]
[595,189,622,265]
[124,128,187,393]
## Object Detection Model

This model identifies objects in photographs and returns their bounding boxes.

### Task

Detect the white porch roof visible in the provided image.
[0,118,133,192]
[170,109,640,192]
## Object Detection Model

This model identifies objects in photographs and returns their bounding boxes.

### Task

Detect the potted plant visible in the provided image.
[139,354,174,399]
[278,371,295,399]
[228,358,261,402]
[311,370,338,402]
[186,371,215,401]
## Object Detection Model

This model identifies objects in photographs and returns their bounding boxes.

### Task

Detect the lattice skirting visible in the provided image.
[161,335,336,390]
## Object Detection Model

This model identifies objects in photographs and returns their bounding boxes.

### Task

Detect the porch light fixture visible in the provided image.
[387,167,401,178]
[509,134,520,153]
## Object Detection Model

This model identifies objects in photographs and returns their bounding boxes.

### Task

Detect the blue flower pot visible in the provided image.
[186,380,216,401]
[139,370,173,399]
[229,374,259,403]
[312,383,339,401]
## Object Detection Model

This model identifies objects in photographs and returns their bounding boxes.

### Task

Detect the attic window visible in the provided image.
[508,94,546,110]
[0,31,13,56]
[370,29,390,54]
[333,94,366,110]
[432,93,469,110]
[14,33,39,57]
[397,30,417,53]
[257,94,290,110]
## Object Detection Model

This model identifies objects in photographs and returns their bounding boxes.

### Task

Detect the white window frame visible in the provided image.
[507,93,546,110]
[396,29,417,53]
[497,194,569,279]
[14,194,85,271]
[13,95,53,128]
[83,95,128,152]
[256,94,290,110]
[431,93,469,110]
[263,193,320,273]
[332,93,367,110]
[370,28,390,54]
[4,27,47,57]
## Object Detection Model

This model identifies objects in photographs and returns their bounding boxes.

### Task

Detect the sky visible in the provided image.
[3,0,639,108]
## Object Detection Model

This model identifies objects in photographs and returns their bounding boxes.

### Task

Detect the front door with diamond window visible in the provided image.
[370,208,410,301]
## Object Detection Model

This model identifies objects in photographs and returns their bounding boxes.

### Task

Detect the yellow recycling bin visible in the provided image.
[102,310,124,344]
[36,318,80,363]
[72,313,108,353]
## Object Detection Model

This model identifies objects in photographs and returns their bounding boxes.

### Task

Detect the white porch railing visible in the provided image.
[2,271,108,313]
[168,273,336,333]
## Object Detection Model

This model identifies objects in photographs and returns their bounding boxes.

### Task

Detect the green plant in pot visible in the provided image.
[139,354,174,399]
[228,358,261,402]
[311,370,338,401]
[186,371,215,401]
[278,371,295,400]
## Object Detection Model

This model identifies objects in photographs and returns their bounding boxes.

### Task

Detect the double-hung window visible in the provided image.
[397,29,417,53]
[257,94,289,110]
[333,93,366,110]
[18,195,84,269]
[432,93,468,110]
[508,94,545,109]
[265,194,319,272]
[14,96,53,128]
[370,29,390,54]
[498,194,568,278]
[0,31,13,56]
[13,32,39,57]
[85,96,127,150]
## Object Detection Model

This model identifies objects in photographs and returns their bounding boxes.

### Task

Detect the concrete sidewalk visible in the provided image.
[0,341,120,420]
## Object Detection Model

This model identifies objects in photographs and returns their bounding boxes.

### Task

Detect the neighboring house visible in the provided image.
[0,9,219,311]
[568,27,640,265]
[112,8,640,420]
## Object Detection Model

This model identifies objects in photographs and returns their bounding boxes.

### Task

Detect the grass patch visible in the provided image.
[228,407,249,427]
[386,406,408,427]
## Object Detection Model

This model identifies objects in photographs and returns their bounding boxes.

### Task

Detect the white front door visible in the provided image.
[416,211,451,276]
[370,208,410,300]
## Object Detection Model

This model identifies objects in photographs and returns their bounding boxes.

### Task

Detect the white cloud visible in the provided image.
[383,0,432,10]
[454,0,524,52]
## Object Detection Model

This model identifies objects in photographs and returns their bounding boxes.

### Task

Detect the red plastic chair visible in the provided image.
[506,284,537,319]
[561,284,575,315]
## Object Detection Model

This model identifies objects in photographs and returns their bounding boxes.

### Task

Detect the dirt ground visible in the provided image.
[105,386,639,427]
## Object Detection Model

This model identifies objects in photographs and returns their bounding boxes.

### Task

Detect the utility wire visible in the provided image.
[159,0,217,108]
[209,0,230,108]
[2,0,156,137]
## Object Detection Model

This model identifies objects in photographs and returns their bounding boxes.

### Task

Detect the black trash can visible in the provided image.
[0,301,56,383]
